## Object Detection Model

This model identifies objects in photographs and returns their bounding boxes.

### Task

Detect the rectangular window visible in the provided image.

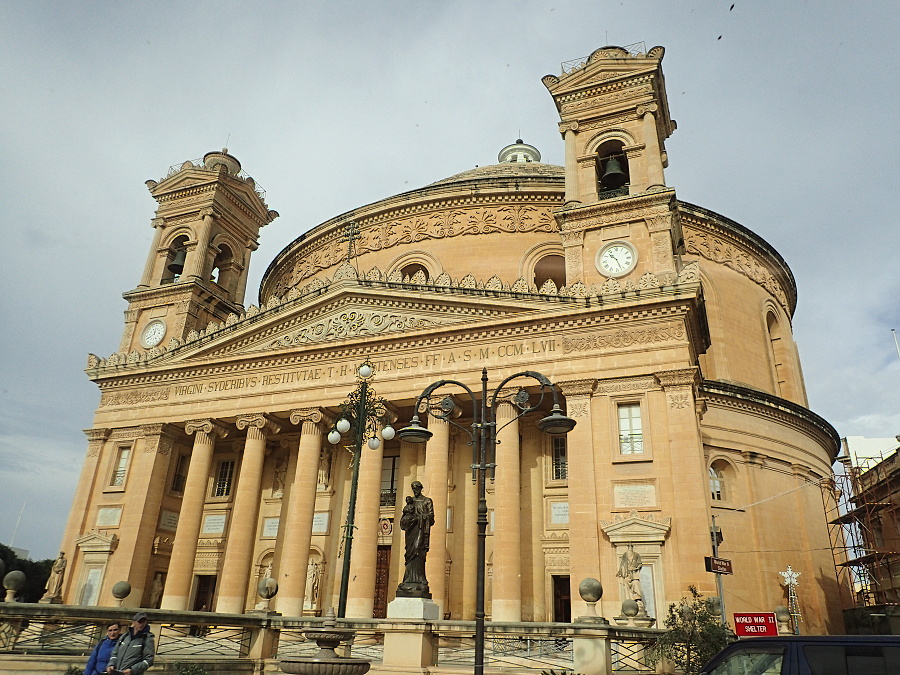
[381,456,398,507]
[110,446,131,486]
[552,436,568,480]
[618,403,644,454]
[213,460,235,497]
[171,454,188,493]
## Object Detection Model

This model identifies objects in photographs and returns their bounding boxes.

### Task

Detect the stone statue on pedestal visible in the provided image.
[616,543,645,614]
[396,481,434,598]
[40,552,67,603]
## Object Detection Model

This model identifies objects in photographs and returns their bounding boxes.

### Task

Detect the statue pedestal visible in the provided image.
[387,596,440,620]
[381,602,438,674]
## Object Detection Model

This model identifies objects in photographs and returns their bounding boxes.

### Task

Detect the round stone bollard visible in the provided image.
[3,570,26,602]
[112,581,132,606]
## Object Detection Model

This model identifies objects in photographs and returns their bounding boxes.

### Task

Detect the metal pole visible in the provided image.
[474,368,489,675]
[711,515,726,625]
[337,379,368,618]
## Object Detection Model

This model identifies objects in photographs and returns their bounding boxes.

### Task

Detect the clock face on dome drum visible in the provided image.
[596,241,638,278]
[140,319,167,348]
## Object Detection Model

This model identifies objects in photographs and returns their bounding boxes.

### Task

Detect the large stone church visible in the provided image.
[60,45,844,632]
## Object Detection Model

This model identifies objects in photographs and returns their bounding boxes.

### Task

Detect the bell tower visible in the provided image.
[543,45,683,287]
[120,149,278,353]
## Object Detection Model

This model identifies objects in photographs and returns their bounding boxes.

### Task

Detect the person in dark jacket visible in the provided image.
[85,622,121,675]
[107,612,155,675]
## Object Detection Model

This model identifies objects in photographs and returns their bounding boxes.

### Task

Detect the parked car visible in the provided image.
[699,635,900,675]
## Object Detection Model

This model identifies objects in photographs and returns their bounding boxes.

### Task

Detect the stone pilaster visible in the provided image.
[183,208,216,282]
[639,103,666,189]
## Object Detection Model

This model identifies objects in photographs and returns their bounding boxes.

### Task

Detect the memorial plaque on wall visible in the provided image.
[312,511,330,534]
[96,507,122,527]
[550,501,570,525]
[613,483,657,508]
[202,513,227,535]
[159,509,179,532]
[262,517,280,538]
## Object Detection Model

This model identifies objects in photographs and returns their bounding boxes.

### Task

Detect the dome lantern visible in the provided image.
[498,139,541,164]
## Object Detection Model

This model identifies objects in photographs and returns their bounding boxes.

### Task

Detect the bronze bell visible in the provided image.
[600,155,628,189]
[167,248,186,275]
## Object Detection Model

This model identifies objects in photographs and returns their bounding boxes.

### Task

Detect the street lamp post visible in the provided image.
[398,367,575,675]
[327,359,395,618]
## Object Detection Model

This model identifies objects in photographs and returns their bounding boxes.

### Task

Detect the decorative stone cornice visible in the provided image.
[553,188,676,232]
[184,419,229,439]
[562,323,686,355]
[600,510,671,544]
[236,413,282,436]
[654,368,699,389]
[557,379,597,398]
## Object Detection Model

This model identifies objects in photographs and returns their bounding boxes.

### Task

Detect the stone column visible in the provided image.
[276,409,327,616]
[461,438,478,620]
[492,398,521,621]
[138,218,165,288]
[345,429,385,618]
[639,103,665,189]
[392,440,418,594]
[216,413,280,613]
[184,208,215,282]
[162,419,228,610]
[559,380,600,616]
[424,415,450,616]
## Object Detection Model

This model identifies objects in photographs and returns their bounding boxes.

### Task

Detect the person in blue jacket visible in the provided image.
[85,622,121,675]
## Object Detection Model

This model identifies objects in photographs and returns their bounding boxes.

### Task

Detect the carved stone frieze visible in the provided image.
[654,368,698,389]
[268,310,443,350]
[109,427,144,440]
[668,392,691,409]
[684,231,789,311]
[596,376,658,395]
[268,204,556,296]
[562,324,685,355]
[99,386,171,408]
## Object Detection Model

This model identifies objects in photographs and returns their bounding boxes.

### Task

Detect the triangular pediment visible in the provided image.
[154,280,553,364]
[601,510,672,545]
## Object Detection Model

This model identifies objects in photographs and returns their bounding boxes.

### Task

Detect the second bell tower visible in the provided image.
[120,149,278,353]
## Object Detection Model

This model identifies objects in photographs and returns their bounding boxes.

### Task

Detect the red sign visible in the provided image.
[733,612,778,637]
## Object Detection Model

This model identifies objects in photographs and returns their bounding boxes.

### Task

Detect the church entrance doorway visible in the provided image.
[374,546,392,618]
[192,574,217,612]
[552,575,571,623]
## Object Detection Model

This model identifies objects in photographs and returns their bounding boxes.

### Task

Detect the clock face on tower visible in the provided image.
[596,241,638,278]
[140,319,167,348]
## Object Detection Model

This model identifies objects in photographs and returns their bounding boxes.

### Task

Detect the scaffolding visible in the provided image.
[822,448,900,609]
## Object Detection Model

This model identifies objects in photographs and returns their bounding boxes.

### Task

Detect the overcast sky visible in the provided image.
[1,2,897,561]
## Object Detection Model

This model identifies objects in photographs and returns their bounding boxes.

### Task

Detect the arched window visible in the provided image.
[533,254,566,290]
[709,464,726,501]
[400,263,429,283]
[766,310,792,398]
[162,235,189,284]
[211,244,236,291]
[595,139,630,198]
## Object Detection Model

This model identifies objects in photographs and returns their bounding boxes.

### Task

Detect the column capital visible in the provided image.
[185,419,229,439]
[289,407,332,430]
[654,368,698,390]
[236,413,282,435]
[199,207,217,220]
[636,102,659,117]
[558,121,579,134]
[556,379,597,398]
[559,229,585,246]
[150,217,165,229]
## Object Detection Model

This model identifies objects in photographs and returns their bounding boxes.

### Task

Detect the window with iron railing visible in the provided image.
[381,456,399,507]
[551,436,568,481]
[110,446,131,486]
[617,403,644,455]
[213,460,235,497]
[171,454,188,493]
